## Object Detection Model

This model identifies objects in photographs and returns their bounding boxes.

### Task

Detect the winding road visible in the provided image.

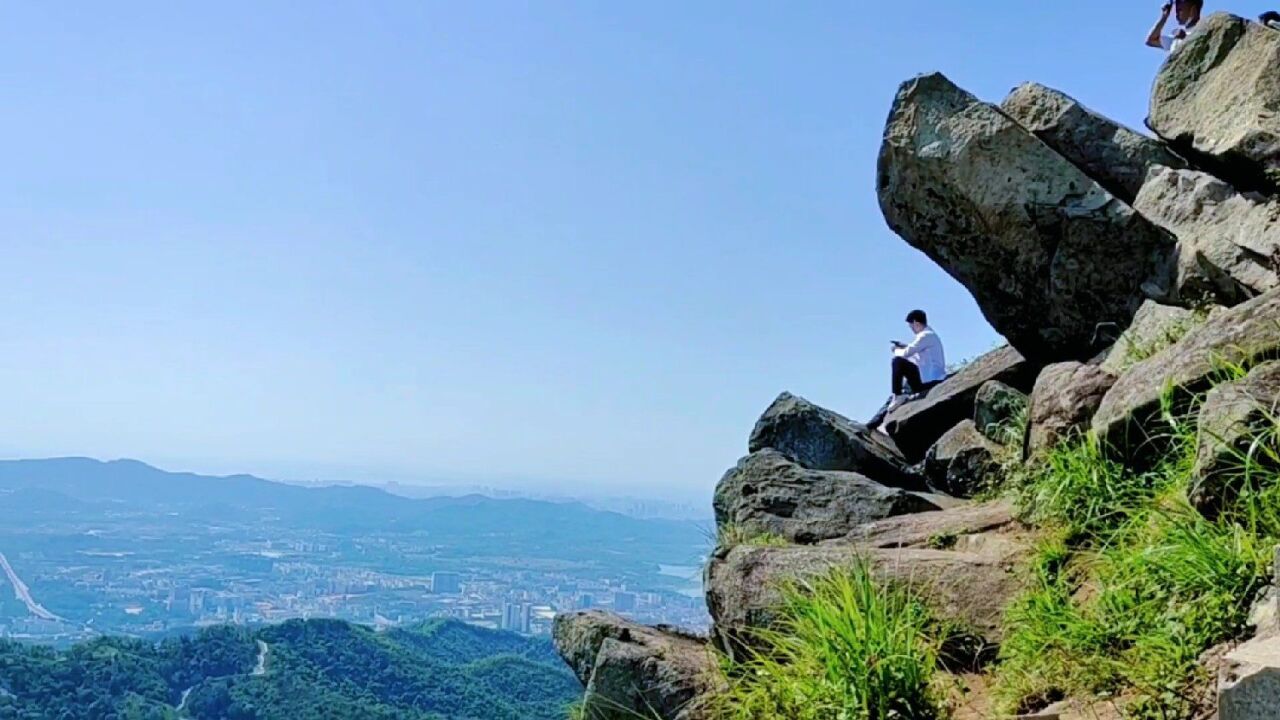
[173,640,269,716]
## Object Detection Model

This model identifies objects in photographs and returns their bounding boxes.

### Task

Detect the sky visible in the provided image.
[0,1,1272,504]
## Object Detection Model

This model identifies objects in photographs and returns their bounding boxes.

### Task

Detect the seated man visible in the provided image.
[1146,0,1203,52]
[868,310,946,430]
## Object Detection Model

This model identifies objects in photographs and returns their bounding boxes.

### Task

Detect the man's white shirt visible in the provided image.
[894,328,947,385]
[1159,33,1186,51]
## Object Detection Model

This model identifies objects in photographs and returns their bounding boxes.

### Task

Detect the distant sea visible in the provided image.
[658,564,703,598]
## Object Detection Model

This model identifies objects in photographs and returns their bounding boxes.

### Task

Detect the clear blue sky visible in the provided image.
[1,2,1270,503]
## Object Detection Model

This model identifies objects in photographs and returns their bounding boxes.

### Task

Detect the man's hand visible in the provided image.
[1162,2,1173,15]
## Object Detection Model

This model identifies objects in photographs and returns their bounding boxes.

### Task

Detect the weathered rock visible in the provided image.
[878,72,1176,363]
[1219,634,1280,720]
[920,420,1001,498]
[1026,362,1117,458]
[1135,166,1280,304]
[1097,299,1200,375]
[553,611,720,720]
[829,499,1017,549]
[974,380,1029,444]
[1001,82,1187,204]
[1094,287,1280,462]
[1190,361,1280,516]
[713,450,942,544]
[706,538,1025,662]
[748,392,921,488]
[885,346,1038,461]
[1150,13,1280,193]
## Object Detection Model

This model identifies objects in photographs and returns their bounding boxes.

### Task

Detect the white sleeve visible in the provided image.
[900,332,930,357]
[1159,34,1174,50]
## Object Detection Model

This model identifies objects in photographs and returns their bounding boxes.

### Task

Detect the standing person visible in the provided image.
[867,310,946,431]
[1146,0,1204,52]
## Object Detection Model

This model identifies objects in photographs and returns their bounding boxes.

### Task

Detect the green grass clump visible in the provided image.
[715,564,946,720]
[994,421,1277,718]
[715,524,792,550]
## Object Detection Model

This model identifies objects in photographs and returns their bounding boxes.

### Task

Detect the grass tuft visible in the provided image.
[715,563,947,720]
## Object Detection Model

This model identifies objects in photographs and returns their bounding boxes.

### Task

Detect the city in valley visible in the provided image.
[0,459,711,646]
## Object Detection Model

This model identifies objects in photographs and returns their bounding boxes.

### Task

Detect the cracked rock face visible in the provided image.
[1149,13,1280,194]
[877,72,1176,363]
[1001,81,1187,204]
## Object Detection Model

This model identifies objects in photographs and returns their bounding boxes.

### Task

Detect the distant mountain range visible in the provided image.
[0,618,579,719]
[0,457,709,567]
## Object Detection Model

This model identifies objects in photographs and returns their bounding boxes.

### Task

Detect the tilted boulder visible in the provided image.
[1097,299,1202,376]
[748,392,921,488]
[1190,361,1280,516]
[884,346,1038,461]
[1094,287,1280,462]
[1134,166,1280,305]
[1149,13,1280,193]
[878,72,1176,363]
[713,450,942,545]
[706,528,1025,662]
[554,611,720,720]
[1001,82,1187,204]
[974,380,1029,444]
[1026,362,1117,458]
[920,420,1001,498]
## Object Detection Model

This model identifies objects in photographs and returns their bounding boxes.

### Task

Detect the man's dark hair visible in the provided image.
[1184,0,1204,9]
[905,309,928,325]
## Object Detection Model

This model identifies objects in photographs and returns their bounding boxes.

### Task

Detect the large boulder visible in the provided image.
[1093,287,1280,461]
[884,346,1038,461]
[1190,361,1280,516]
[553,611,720,720]
[1149,13,1280,193]
[1026,362,1118,458]
[878,72,1176,363]
[920,420,1001,498]
[748,392,921,488]
[713,450,942,545]
[974,380,1029,444]
[1097,299,1201,375]
[1001,82,1187,204]
[1134,166,1280,305]
[1219,634,1280,720]
[706,535,1025,662]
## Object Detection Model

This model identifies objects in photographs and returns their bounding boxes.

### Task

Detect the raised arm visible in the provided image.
[1147,3,1173,48]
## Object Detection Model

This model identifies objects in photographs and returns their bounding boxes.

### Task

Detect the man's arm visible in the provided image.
[1147,3,1173,48]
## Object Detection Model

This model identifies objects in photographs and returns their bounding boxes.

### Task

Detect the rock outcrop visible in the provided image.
[553,611,720,720]
[749,392,921,488]
[558,39,1280,719]
[1001,82,1187,204]
[1096,299,1200,375]
[1191,361,1280,516]
[1149,13,1280,193]
[920,420,1000,498]
[706,527,1025,662]
[1026,362,1117,458]
[1134,166,1280,304]
[884,345,1037,460]
[1094,287,1280,461]
[878,72,1176,363]
[713,449,942,544]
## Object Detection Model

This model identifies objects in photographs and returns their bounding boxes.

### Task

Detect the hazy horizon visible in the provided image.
[6,2,1271,503]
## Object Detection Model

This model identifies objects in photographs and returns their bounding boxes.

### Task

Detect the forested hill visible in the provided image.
[0,618,579,720]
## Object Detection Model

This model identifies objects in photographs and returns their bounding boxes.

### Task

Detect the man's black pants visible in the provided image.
[892,356,922,395]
